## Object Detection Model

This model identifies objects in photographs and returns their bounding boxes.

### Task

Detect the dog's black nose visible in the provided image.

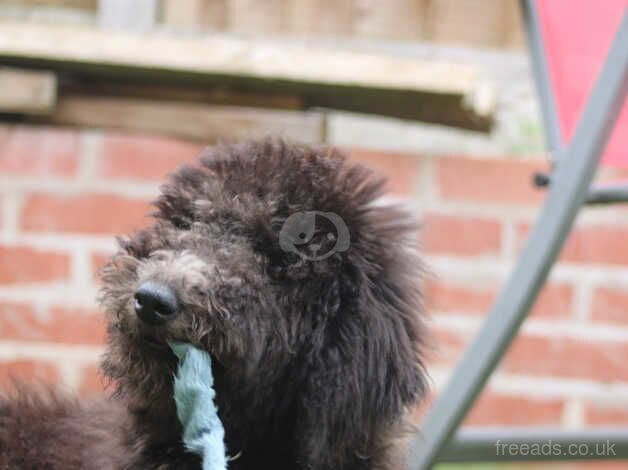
[134,281,178,326]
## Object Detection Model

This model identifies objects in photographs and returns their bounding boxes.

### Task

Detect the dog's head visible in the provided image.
[99,139,428,466]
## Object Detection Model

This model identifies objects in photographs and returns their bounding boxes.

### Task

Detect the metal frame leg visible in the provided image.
[525,0,628,206]
[520,0,564,156]
[408,8,628,469]
[534,174,628,205]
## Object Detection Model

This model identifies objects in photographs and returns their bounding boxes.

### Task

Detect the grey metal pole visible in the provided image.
[440,427,628,462]
[408,8,628,470]
[520,0,565,156]
[535,176,628,205]
[587,183,628,205]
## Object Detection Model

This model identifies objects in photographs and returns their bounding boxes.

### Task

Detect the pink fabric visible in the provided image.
[538,0,628,167]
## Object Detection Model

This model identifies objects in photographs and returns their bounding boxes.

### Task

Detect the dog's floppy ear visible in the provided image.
[296,206,428,468]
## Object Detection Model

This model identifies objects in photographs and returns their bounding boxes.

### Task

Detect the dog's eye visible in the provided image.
[172,218,191,230]
[268,264,285,281]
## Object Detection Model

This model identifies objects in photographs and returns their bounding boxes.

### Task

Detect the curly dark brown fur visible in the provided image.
[0,139,429,469]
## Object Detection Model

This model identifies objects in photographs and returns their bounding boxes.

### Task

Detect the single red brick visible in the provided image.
[532,283,573,318]
[425,279,494,315]
[426,281,572,318]
[585,403,628,426]
[21,193,152,235]
[561,226,628,265]
[78,363,108,396]
[421,213,501,257]
[349,148,421,196]
[438,156,548,204]
[465,392,564,426]
[0,360,59,387]
[100,133,202,181]
[592,287,628,325]
[47,307,107,345]
[0,246,70,284]
[0,303,106,345]
[502,335,628,382]
[0,125,79,177]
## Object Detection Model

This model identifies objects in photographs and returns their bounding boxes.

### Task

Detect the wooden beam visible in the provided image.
[0,21,495,130]
[60,79,303,110]
[37,95,325,144]
[0,67,56,114]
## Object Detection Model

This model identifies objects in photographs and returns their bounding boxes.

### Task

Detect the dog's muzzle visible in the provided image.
[134,280,179,326]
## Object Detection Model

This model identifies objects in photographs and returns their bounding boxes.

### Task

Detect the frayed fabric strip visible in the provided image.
[169,342,228,470]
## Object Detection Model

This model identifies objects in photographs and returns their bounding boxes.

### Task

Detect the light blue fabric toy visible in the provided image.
[169,342,228,470]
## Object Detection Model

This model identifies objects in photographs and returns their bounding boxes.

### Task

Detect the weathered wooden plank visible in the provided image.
[98,0,158,31]
[60,80,303,110]
[0,21,479,95]
[0,67,56,114]
[42,96,325,143]
[0,21,495,130]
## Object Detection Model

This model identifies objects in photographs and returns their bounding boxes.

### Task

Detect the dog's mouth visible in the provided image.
[138,333,170,352]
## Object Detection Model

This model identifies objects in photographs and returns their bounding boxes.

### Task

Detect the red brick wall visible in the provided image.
[2,123,628,432]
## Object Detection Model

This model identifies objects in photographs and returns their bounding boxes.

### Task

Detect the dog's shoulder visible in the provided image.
[0,384,129,469]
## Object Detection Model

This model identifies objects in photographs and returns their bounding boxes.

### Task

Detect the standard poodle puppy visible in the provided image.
[0,139,428,469]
